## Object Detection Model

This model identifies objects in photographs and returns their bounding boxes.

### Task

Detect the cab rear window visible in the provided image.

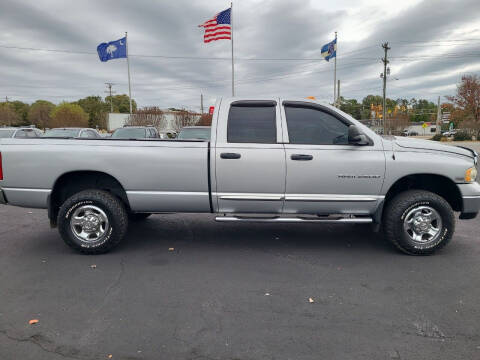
[227,103,276,143]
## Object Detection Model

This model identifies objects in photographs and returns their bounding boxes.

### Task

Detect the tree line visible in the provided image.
[0,95,137,129]
[338,75,480,136]
[2,75,478,136]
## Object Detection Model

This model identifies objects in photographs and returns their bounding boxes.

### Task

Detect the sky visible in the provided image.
[0,0,479,111]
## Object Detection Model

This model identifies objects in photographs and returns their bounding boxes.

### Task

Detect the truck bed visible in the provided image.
[0,138,212,212]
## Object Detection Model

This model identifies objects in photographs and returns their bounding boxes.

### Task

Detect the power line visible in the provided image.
[1,42,478,61]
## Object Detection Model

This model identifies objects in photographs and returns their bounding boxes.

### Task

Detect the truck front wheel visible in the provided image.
[383,190,455,255]
[57,190,128,254]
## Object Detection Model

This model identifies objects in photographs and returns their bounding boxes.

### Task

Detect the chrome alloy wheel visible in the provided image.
[403,205,443,244]
[70,205,110,243]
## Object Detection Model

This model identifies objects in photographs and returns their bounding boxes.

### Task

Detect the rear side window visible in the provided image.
[227,104,276,143]
[285,106,349,145]
[14,130,26,138]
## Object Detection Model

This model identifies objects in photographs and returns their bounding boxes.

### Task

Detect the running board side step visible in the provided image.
[215,216,372,223]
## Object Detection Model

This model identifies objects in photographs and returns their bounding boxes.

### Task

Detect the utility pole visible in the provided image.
[200,94,204,114]
[436,96,441,135]
[381,42,390,135]
[104,83,116,113]
[337,80,340,107]
[5,96,9,103]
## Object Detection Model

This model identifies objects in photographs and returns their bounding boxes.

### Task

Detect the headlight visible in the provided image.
[465,167,478,182]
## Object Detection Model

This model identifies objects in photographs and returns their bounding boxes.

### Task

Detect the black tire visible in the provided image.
[129,213,152,221]
[383,190,455,255]
[57,190,128,254]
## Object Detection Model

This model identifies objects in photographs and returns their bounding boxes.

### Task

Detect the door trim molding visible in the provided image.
[216,192,284,201]
[285,194,384,202]
[215,192,384,202]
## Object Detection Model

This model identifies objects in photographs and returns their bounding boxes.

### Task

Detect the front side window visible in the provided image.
[285,105,349,145]
[227,104,276,143]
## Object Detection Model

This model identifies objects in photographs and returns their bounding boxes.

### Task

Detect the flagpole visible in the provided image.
[333,31,337,106]
[125,31,133,114]
[231,1,235,97]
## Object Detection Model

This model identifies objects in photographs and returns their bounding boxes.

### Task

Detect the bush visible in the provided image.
[431,134,443,141]
[453,131,472,141]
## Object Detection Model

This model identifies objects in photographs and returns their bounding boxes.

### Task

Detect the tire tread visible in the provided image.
[57,190,128,254]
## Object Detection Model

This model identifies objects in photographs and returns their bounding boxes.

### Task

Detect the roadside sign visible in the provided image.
[209,106,214,115]
[442,112,451,123]
[422,123,428,129]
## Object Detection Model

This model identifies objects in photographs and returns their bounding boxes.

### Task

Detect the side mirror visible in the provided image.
[348,125,370,145]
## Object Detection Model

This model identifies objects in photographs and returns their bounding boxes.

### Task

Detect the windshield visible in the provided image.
[44,129,80,137]
[111,128,146,139]
[0,130,15,138]
[177,128,210,140]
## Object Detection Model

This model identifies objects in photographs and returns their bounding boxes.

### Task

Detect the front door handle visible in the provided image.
[291,154,313,161]
[220,152,241,159]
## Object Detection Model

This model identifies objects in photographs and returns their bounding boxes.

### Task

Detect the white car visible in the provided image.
[0,127,43,138]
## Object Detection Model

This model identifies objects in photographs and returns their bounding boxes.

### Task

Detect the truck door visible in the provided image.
[280,101,385,215]
[213,99,286,213]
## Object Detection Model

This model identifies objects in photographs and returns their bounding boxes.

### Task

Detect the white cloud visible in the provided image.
[0,0,479,109]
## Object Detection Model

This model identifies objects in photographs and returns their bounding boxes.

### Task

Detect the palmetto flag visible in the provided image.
[97,37,127,62]
[321,38,337,62]
[198,8,232,43]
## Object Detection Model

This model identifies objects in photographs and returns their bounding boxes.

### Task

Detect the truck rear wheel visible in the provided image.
[383,190,455,255]
[57,190,128,254]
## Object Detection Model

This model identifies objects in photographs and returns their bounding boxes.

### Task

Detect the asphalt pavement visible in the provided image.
[1,205,480,360]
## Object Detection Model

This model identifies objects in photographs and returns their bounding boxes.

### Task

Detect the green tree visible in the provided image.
[0,102,19,126]
[11,101,30,125]
[339,97,362,119]
[362,95,383,107]
[50,102,89,128]
[28,100,55,129]
[105,94,137,113]
[76,96,108,129]
[409,99,436,123]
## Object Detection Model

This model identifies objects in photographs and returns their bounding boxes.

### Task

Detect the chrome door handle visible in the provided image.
[291,154,313,161]
[220,152,241,159]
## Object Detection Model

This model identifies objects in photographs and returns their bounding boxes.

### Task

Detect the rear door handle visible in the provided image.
[291,154,313,161]
[220,152,241,159]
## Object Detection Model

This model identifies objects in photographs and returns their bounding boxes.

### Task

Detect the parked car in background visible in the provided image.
[111,126,160,139]
[442,130,457,137]
[177,126,211,140]
[44,128,101,138]
[0,127,43,138]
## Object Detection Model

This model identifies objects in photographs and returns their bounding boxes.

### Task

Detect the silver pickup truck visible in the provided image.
[0,98,479,255]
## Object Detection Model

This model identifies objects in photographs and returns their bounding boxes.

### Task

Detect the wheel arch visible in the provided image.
[383,173,463,212]
[49,171,130,226]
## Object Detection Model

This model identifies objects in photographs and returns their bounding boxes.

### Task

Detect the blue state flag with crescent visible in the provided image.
[321,38,336,62]
[97,37,127,62]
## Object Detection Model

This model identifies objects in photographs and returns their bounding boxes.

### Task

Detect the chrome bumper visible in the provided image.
[0,189,6,204]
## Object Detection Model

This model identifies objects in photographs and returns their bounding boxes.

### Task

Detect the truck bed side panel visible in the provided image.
[0,139,211,212]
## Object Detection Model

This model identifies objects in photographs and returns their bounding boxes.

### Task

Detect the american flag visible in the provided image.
[198,8,231,43]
